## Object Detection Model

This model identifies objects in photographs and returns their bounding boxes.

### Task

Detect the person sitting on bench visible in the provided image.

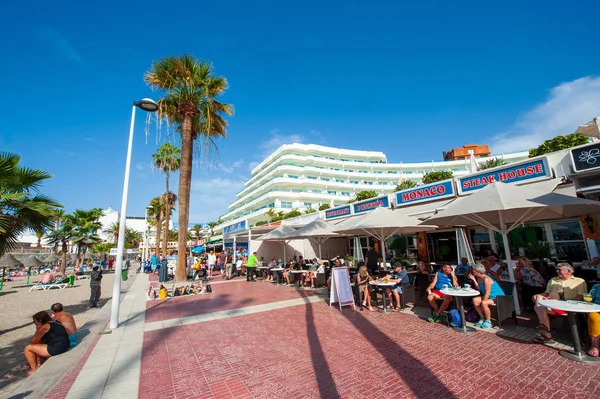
[51,303,78,347]
[24,310,69,376]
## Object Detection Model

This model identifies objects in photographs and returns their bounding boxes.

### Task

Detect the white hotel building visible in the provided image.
[217,143,529,230]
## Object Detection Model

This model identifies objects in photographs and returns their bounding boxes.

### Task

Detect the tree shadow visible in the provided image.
[6,391,32,399]
[0,321,33,336]
[0,291,17,297]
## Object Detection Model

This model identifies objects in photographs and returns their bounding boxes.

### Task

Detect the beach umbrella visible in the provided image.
[423,181,600,314]
[284,219,341,259]
[43,254,59,264]
[256,225,297,261]
[0,254,23,291]
[22,255,44,284]
[335,207,438,271]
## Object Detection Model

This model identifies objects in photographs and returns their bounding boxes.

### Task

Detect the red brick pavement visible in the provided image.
[139,283,600,399]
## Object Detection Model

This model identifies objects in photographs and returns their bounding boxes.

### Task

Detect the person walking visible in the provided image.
[225,252,234,280]
[365,245,379,277]
[89,266,102,308]
[246,251,258,282]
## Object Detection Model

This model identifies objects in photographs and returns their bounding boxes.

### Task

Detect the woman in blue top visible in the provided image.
[468,263,505,329]
[586,284,600,357]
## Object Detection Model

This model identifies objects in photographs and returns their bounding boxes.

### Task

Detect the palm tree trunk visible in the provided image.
[60,241,67,274]
[162,171,170,258]
[176,116,193,281]
[155,212,163,259]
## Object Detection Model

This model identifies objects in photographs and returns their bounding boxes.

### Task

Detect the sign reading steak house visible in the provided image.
[353,196,390,214]
[395,179,456,207]
[325,205,351,220]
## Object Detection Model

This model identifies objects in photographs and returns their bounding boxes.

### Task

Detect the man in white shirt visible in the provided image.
[207,251,216,279]
[488,256,501,280]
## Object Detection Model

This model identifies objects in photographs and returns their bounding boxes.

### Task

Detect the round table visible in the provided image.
[271,268,284,285]
[539,299,600,363]
[290,270,306,288]
[256,266,269,280]
[440,288,480,333]
[369,281,397,313]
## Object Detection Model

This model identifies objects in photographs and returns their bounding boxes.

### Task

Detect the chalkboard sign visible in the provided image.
[329,267,355,310]
[571,142,600,173]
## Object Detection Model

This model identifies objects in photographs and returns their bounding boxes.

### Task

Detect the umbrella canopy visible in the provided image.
[44,254,59,263]
[284,219,341,259]
[256,225,297,261]
[21,255,44,267]
[335,207,438,270]
[468,150,478,173]
[0,254,24,268]
[423,181,600,314]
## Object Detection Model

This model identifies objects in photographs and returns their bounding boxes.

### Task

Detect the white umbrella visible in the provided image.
[423,181,600,314]
[334,207,438,271]
[468,150,478,173]
[353,236,364,266]
[256,225,297,261]
[284,219,340,259]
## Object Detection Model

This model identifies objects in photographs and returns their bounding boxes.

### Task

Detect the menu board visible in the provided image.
[329,267,355,310]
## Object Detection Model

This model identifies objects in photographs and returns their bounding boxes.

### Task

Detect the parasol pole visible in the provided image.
[27,266,32,285]
[0,268,4,291]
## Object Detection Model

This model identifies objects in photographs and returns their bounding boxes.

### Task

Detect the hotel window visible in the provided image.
[307,176,317,180]
[366,181,373,185]
[551,221,587,262]
[268,203,275,208]
[335,179,345,183]
[281,202,293,209]
[347,169,354,172]
[292,189,302,193]
[288,175,298,179]
[341,192,351,196]
[311,189,322,193]
[327,190,336,195]
[303,202,312,208]
[322,177,330,181]
[350,180,359,184]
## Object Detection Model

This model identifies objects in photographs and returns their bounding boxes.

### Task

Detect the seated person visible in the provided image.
[40,270,56,284]
[302,259,319,288]
[266,257,277,281]
[383,263,410,310]
[487,256,502,281]
[308,260,325,288]
[532,263,587,344]
[283,260,294,285]
[50,303,78,347]
[586,284,600,357]
[514,257,545,311]
[426,264,458,323]
[468,263,505,329]
[456,257,470,276]
[24,310,70,375]
[356,266,374,311]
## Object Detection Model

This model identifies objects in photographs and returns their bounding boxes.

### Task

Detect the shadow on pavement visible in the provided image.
[0,290,17,297]
[6,391,33,399]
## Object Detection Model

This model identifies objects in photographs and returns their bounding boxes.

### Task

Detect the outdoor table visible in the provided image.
[256,266,268,280]
[290,270,305,288]
[271,268,284,285]
[539,299,600,363]
[369,280,397,314]
[440,287,480,333]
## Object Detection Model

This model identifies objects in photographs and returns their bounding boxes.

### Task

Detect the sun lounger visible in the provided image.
[29,283,68,291]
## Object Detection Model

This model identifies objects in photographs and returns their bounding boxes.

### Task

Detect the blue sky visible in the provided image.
[2,1,600,223]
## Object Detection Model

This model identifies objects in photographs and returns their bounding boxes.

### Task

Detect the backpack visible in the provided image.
[465,307,480,323]
[205,284,212,293]
[448,309,461,327]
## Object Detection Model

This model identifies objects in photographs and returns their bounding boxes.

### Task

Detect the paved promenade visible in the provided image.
[26,274,600,399]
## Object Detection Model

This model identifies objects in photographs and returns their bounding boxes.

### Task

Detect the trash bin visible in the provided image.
[121,269,128,281]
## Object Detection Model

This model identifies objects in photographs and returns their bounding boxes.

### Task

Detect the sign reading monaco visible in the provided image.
[325,205,351,220]
[395,179,456,207]
[457,157,551,194]
[353,196,389,214]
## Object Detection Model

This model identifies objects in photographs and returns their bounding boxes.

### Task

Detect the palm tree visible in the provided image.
[395,180,417,192]
[190,224,202,245]
[478,157,507,171]
[148,197,164,257]
[145,55,233,281]
[46,213,74,274]
[104,222,120,244]
[207,221,218,239]
[70,208,103,267]
[125,228,143,249]
[0,152,62,257]
[152,143,181,258]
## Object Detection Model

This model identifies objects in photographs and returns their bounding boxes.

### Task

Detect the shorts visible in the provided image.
[69,333,78,348]
[391,286,403,294]
[550,308,567,316]
[431,290,445,298]
[47,340,70,356]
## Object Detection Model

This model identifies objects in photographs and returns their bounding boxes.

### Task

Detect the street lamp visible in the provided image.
[109,98,158,330]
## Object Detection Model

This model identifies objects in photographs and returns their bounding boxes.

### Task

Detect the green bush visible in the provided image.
[529,133,588,157]
[422,171,453,184]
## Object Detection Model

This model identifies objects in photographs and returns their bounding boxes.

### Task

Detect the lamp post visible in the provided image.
[110,99,159,330]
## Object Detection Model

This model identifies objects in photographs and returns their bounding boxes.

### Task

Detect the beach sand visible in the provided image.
[0,271,123,395]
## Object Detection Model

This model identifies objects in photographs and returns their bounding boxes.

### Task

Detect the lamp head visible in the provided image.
[135,98,159,112]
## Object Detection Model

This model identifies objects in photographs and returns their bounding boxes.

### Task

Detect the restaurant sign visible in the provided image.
[353,195,389,214]
[570,142,600,173]
[395,179,456,207]
[457,157,551,194]
[223,220,247,234]
[325,205,352,220]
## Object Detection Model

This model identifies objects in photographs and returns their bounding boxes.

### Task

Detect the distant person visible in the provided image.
[365,245,379,277]
[24,310,69,375]
[89,266,103,308]
[246,252,258,282]
[108,258,114,270]
[207,251,216,278]
[218,251,227,278]
[151,253,158,274]
[50,303,78,347]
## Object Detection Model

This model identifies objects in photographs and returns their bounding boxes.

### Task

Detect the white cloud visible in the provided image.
[37,27,83,63]
[491,76,600,154]
[247,161,259,171]
[188,178,245,222]
[136,163,145,171]
[258,129,305,158]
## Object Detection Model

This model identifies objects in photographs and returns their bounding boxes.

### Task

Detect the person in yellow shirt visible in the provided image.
[532,263,587,344]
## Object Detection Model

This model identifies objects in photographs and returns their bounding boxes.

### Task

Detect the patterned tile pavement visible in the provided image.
[138,280,600,399]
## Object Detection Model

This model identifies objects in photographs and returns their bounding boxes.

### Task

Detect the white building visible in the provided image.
[217,143,529,230]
